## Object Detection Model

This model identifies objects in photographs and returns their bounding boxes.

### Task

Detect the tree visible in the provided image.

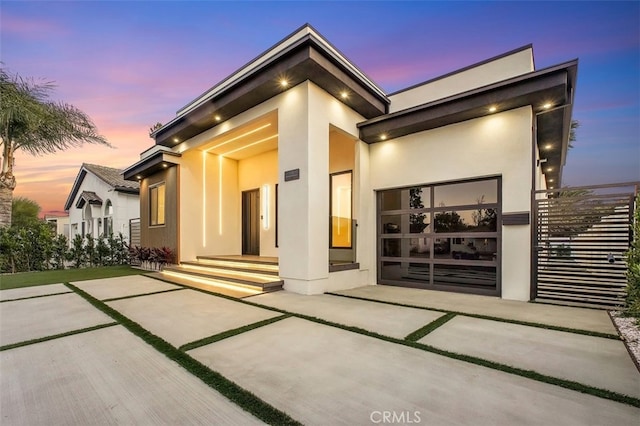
[569,120,579,149]
[0,67,110,227]
[11,196,41,228]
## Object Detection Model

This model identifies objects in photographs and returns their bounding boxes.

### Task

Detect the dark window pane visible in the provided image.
[382,239,401,257]
[435,179,498,207]
[433,264,496,288]
[380,190,402,211]
[380,261,402,280]
[381,215,402,234]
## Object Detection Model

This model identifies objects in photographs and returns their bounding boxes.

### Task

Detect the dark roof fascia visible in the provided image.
[153,32,389,147]
[64,168,87,211]
[358,59,578,142]
[388,44,534,97]
[123,151,181,181]
[114,186,140,195]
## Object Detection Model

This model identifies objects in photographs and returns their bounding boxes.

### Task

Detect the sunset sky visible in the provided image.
[1,1,638,215]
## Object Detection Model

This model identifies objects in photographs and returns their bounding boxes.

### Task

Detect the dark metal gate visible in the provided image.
[533,182,638,309]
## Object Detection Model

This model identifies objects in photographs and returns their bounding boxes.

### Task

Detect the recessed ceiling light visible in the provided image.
[214,115,221,121]
[548,178,554,182]
[380,134,387,141]
[173,137,179,143]
[280,78,289,88]
[340,91,349,99]
[544,143,553,150]
[546,167,553,172]
[543,103,552,109]
[136,175,142,180]
[549,186,554,189]
[489,106,497,113]
[162,163,168,168]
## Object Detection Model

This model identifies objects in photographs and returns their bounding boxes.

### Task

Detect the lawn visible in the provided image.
[0,266,146,290]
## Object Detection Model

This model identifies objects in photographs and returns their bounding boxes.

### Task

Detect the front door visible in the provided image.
[242,189,260,255]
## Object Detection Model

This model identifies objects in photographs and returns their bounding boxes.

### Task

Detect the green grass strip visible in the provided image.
[0,322,118,351]
[405,313,456,342]
[281,310,640,408]
[65,282,301,426]
[180,314,291,352]
[102,288,185,302]
[0,291,73,303]
[0,266,146,290]
[326,292,620,340]
[145,275,640,407]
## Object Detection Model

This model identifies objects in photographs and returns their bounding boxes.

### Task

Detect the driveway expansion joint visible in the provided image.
[0,322,118,351]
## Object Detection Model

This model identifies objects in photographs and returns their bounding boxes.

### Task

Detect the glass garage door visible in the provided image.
[377,177,501,296]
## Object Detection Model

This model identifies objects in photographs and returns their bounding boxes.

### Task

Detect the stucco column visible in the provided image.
[277,82,330,293]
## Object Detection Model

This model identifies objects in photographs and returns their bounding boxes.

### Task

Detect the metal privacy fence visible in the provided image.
[129,218,141,248]
[533,182,639,309]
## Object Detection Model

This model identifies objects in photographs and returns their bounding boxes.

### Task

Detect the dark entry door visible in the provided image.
[242,189,260,255]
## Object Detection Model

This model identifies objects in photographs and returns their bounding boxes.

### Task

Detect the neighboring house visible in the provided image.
[64,164,140,243]
[44,213,69,239]
[124,24,576,300]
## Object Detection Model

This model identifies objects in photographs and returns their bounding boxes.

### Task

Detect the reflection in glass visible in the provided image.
[381,215,402,234]
[434,209,497,232]
[433,264,496,288]
[331,171,352,248]
[410,238,431,258]
[410,212,430,233]
[409,187,430,209]
[435,180,497,207]
[433,238,497,260]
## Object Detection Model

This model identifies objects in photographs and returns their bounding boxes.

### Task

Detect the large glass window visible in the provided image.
[378,177,500,296]
[330,171,352,248]
[150,183,166,226]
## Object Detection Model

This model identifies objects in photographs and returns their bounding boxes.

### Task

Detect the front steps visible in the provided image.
[158,255,283,296]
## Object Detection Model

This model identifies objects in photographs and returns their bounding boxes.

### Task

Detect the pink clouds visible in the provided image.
[1,13,67,39]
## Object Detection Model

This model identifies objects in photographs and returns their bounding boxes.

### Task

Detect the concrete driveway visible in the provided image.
[1,276,639,425]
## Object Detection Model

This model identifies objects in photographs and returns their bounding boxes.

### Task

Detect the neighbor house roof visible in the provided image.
[64,163,140,211]
[75,191,103,208]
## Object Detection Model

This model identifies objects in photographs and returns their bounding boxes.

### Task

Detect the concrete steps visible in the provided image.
[159,256,282,294]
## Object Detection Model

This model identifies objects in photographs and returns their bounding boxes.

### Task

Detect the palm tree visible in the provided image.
[0,67,111,227]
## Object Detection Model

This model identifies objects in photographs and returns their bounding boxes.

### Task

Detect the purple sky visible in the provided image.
[2,1,638,214]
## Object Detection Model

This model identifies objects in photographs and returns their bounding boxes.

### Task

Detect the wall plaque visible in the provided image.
[284,168,300,182]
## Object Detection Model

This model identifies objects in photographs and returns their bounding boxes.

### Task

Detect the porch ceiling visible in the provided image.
[201,112,278,160]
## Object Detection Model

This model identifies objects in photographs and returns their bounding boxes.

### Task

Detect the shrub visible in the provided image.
[624,194,640,320]
[68,234,87,269]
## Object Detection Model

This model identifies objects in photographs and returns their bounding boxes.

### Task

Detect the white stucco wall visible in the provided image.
[368,106,534,300]
[278,81,369,294]
[67,171,140,243]
[389,48,534,113]
[178,150,240,262]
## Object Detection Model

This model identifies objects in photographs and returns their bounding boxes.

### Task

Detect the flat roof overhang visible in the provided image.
[357,60,577,188]
[123,151,181,182]
[153,36,390,148]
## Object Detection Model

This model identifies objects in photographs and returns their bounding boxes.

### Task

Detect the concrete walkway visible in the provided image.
[1,278,639,425]
[334,285,617,334]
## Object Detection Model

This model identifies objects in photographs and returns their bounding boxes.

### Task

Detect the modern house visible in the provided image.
[124,24,576,300]
[65,163,140,242]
